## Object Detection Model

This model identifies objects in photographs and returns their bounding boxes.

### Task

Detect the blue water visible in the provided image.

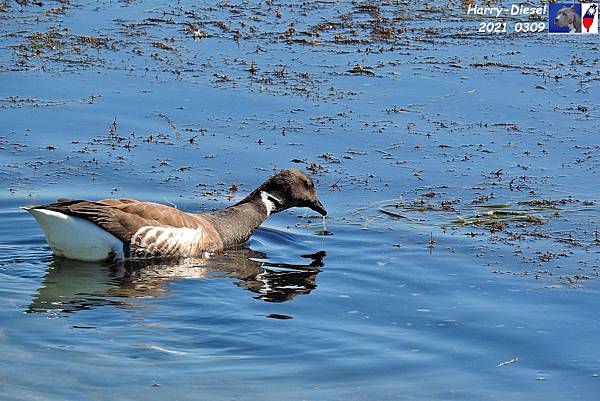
[1,1,599,400]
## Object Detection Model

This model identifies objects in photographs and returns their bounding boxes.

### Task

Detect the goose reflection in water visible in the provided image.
[27,247,326,314]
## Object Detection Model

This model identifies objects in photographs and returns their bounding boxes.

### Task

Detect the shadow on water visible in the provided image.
[28,246,326,314]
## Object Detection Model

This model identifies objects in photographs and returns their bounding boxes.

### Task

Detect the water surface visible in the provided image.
[1,1,599,400]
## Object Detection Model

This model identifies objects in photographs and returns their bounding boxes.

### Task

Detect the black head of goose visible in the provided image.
[240,167,327,216]
[22,169,327,262]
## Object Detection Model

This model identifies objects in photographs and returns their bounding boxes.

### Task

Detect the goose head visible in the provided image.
[249,169,327,216]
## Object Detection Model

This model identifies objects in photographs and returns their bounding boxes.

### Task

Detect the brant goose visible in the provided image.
[23,169,327,262]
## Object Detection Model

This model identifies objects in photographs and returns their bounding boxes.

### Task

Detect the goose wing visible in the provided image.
[35,199,201,244]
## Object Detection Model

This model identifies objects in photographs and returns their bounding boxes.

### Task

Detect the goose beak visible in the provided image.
[310,199,327,216]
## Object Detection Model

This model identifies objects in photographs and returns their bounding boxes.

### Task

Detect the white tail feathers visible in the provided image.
[24,208,124,262]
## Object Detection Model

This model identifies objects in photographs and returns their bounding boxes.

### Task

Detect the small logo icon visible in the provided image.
[582,3,599,33]
[549,3,582,34]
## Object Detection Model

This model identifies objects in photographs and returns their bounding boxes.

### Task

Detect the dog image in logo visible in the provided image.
[582,4,598,32]
[554,5,582,33]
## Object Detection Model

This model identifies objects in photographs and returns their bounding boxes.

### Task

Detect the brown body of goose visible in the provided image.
[23,169,327,262]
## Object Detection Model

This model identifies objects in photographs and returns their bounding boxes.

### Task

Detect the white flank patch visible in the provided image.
[131,225,203,258]
[24,208,124,262]
[260,191,281,216]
